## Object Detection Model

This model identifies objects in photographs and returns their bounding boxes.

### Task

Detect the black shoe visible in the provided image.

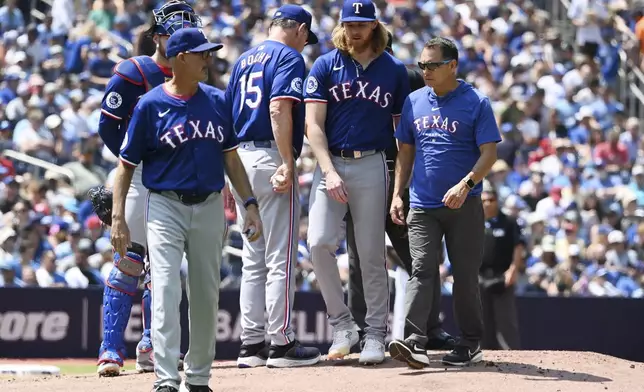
[426,330,457,351]
[237,342,269,368]
[388,339,430,369]
[154,386,178,392]
[182,383,212,392]
[442,344,483,366]
[266,340,321,368]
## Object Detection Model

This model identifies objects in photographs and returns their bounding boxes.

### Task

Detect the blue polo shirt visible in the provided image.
[395,81,501,209]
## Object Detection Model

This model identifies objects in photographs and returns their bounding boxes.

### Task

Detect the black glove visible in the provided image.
[88,186,113,226]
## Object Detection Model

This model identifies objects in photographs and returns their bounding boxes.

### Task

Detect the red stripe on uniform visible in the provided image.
[130,58,150,91]
[100,109,121,120]
[280,180,296,343]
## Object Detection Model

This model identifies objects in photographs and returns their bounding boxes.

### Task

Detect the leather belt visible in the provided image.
[240,140,300,159]
[240,140,274,149]
[150,190,218,206]
[330,149,379,159]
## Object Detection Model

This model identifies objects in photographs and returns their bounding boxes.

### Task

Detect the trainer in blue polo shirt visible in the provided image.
[387,37,501,370]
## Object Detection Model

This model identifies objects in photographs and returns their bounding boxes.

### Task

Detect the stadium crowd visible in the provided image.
[0,0,643,299]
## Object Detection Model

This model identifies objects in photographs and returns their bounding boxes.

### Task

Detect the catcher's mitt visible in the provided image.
[88,186,113,226]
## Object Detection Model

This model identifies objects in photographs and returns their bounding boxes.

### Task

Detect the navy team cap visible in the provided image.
[341,0,377,22]
[166,28,223,58]
[273,4,318,45]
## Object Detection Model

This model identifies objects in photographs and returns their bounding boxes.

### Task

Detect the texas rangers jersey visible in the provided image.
[99,56,172,156]
[394,82,501,209]
[226,40,306,157]
[303,49,410,151]
[119,83,238,194]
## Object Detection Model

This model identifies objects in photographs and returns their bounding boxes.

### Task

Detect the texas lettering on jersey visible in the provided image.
[160,121,226,148]
[413,114,459,134]
[327,80,392,108]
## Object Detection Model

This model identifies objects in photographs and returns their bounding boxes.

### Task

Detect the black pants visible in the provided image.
[405,198,485,349]
[480,284,521,350]
[345,170,443,338]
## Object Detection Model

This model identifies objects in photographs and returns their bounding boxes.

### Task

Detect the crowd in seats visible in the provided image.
[0,0,642,298]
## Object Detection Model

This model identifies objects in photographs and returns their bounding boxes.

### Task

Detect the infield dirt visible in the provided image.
[0,351,641,392]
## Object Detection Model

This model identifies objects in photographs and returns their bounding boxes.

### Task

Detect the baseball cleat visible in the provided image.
[359,338,385,365]
[180,381,212,392]
[97,361,121,377]
[155,386,179,392]
[388,339,430,369]
[237,342,269,368]
[97,349,124,377]
[327,327,359,360]
[135,337,154,373]
[426,330,457,351]
[266,340,321,368]
[442,344,483,366]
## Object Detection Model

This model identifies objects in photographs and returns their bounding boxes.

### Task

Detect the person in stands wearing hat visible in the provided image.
[64,238,104,288]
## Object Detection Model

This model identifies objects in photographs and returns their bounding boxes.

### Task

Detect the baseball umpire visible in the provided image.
[345,31,455,351]
[388,37,500,368]
[226,4,321,368]
[111,28,262,392]
[304,0,410,364]
[93,0,200,376]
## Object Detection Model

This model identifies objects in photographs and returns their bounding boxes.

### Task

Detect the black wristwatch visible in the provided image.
[464,177,476,190]
[243,197,259,210]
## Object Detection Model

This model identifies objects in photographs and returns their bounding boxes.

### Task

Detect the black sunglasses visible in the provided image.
[180,51,214,60]
[418,59,452,71]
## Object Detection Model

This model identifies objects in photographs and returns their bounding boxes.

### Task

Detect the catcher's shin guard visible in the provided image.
[98,243,145,370]
[142,285,152,336]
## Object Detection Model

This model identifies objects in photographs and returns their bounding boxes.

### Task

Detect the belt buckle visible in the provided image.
[178,193,185,203]
[353,151,362,159]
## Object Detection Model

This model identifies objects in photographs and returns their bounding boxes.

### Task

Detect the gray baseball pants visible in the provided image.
[147,191,225,390]
[307,151,390,342]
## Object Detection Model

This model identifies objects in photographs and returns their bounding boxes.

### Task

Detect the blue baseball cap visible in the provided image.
[340,0,376,22]
[272,5,318,45]
[166,28,223,58]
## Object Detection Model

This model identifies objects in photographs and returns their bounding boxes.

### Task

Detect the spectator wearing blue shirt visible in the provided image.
[0,73,20,105]
[0,0,24,33]
[569,106,598,145]
[389,37,501,368]
[88,41,117,87]
[0,260,24,287]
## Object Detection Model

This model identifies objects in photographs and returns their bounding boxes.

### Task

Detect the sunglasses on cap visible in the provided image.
[418,59,453,71]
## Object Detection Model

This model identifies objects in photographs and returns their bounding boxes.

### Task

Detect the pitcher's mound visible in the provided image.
[1,351,641,392]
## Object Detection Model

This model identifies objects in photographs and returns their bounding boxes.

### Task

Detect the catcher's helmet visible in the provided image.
[145,0,202,37]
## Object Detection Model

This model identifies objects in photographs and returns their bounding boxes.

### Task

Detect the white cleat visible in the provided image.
[97,362,121,377]
[359,338,386,365]
[327,327,359,360]
[135,348,155,373]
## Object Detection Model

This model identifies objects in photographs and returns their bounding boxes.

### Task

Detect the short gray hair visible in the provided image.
[270,18,301,30]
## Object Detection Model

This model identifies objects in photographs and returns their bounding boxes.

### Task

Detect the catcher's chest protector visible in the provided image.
[128,56,171,91]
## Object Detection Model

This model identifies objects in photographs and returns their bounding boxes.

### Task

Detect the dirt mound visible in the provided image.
[0,351,641,392]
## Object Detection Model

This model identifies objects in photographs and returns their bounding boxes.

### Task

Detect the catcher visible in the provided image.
[91,0,201,377]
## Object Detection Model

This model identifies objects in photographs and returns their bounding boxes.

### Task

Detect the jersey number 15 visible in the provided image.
[239,71,263,113]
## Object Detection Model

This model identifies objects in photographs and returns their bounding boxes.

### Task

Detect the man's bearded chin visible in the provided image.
[348,36,371,56]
